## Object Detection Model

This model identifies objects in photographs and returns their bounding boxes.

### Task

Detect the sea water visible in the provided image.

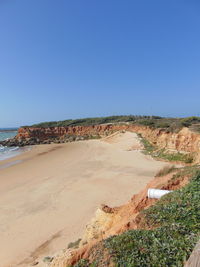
[0,129,21,161]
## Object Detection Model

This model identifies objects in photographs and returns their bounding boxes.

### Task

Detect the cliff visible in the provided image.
[12,125,200,159]
[50,166,195,267]
[1,123,200,161]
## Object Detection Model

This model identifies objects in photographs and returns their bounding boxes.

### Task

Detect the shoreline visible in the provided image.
[0,146,32,162]
[0,132,168,267]
[0,160,23,170]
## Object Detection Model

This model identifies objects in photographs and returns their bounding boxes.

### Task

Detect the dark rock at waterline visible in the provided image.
[0,134,99,147]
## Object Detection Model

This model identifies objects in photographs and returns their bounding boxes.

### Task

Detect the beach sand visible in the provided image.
[0,132,167,267]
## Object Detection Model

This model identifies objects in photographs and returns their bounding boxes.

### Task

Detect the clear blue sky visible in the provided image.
[0,0,200,127]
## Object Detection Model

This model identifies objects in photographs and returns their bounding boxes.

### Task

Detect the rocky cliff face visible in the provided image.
[16,124,121,139]
[16,124,200,153]
[2,124,200,160]
[138,127,200,154]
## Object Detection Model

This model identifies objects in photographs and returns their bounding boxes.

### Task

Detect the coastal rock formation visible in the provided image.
[0,133,88,147]
[16,125,200,153]
[2,124,200,161]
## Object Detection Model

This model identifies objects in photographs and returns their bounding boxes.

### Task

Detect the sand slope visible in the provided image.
[0,132,167,267]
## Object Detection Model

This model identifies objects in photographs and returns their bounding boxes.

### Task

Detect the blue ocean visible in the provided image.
[0,129,20,161]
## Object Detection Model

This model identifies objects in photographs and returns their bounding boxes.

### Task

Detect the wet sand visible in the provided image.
[0,132,167,267]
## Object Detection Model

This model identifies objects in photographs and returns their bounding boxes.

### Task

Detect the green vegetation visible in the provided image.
[171,165,200,182]
[67,238,82,249]
[137,134,155,153]
[23,115,200,133]
[181,116,200,127]
[155,149,194,164]
[71,259,97,267]
[138,134,194,163]
[43,256,54,263]
[72,168,200,266]
[155,165,176,177]
[25,115,161,128]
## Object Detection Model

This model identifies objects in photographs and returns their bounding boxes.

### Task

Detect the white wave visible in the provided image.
[9,147,19,152]
[0,146,30,161]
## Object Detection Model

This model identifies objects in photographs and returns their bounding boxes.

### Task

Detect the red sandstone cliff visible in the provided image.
[16,124,200,158]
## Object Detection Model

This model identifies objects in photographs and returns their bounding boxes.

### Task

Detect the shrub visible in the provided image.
[155,150,194,164]
[155,165,176,177]
[23,115,200,134]
[67,238,82,249]
[181,117,200,127]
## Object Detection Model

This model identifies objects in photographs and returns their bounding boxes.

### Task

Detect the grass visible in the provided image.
[71,167,200,267]
[137,134,155,153]
[155,149,194,164]
[70,259,97,267]
[138,134,194,164]
[67,238,82,249]
[155,165,176,177]
[170,165,200,181]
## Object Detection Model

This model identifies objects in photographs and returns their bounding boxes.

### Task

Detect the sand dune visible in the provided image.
[0,132,167,267]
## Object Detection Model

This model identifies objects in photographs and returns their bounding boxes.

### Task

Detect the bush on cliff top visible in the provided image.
[26,115,162,128]
[72,169,200,267]
[24,115,200,133]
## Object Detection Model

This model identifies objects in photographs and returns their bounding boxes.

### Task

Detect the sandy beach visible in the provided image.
[0,132,167,267]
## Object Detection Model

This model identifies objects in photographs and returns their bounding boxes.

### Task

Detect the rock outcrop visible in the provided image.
[1,124,200,161]
[16,125,200,153]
